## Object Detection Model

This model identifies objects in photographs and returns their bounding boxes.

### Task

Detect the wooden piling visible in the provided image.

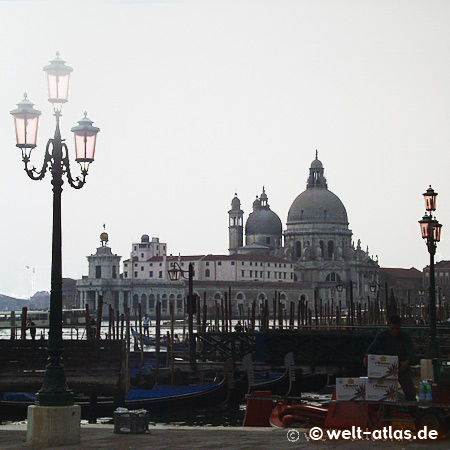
[224,291,228,332]
[155,301,161,384]
[10,311,16,340]
[96,294,103,340]
[138,302,144,365]
[170,302,175,385]
[85,304,91,340]
[20,307,27,340]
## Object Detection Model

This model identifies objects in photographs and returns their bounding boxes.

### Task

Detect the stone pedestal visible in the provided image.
[27,405,81,448]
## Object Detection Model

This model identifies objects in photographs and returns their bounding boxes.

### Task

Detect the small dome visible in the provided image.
[252,197,261,211]
[311,158,323,169]
[100,232,109,243]
[231,194,241,210]
[246,208,282,236]
[141,234,150,243]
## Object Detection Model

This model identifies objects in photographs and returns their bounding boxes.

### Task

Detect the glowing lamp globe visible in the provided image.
[71,112,100,163]
[43,52,73,104]
[10,94,41,149]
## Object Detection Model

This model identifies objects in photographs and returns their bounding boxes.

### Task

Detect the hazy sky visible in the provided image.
[1,0,450,298]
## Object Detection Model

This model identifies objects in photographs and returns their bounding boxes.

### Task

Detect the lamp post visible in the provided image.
[11,53,100,407]
[336,280,354,327]
[168,262,197,371]
[419,186,442,358]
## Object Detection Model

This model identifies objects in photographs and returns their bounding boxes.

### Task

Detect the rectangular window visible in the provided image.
[141,266,144,271]
[141,253,144,258]
[231,261,235,266]
[268,272,270,279]
[260,271,263,277]
[218,261,222,266]
[159,271,162,278]
[177,299,182,309]
[134,263,138,267]
[284,272,287,279]
[134,271,138,278]
[159,263,162,266]
[249,270,253,277]
[124,272,128,278]
[291,273,293,279]
[242,271,245,277]
[268,263,271,267]
[112,266,117,279]
[95,266,101,279]
[149,271,153,277]
[206,261,209,266]
[250,262,252,266]
[124,263,128,267]
[150,263,153,267]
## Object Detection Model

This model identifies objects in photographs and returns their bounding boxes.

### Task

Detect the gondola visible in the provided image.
[0,376,232,421]
[131,328,186,351]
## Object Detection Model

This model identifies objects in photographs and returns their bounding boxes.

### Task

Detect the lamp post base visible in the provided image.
[27,404,81,448]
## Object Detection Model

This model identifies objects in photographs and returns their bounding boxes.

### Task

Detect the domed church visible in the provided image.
[228,152,379,303]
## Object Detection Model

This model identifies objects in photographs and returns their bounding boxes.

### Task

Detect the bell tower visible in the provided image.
[228,193,244,254]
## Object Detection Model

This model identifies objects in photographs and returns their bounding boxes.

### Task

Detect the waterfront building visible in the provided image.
[76,154,379,318]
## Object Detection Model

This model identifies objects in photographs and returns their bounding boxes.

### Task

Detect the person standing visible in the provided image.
[27,319,37,340]
[142,314,151,337]
[364,314,416,401]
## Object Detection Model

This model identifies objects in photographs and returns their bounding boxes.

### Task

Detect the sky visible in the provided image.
[1,0,450,298]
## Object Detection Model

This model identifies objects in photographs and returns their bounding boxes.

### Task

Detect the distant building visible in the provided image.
[423,260,450,301]
[62,278,77,309]
[77,232,184,317]
[379,267,423,304]
[76,154,380,318]
[227,153,379,305]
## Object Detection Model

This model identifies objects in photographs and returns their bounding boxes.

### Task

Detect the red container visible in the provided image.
[431,382,450,405]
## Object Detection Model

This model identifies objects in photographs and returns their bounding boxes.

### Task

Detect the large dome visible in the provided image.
[287,189,348,225]
[246,208,283,235]
[287,154,348,226]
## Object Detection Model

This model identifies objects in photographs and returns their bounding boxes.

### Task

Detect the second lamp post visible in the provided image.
[419,186,442,359]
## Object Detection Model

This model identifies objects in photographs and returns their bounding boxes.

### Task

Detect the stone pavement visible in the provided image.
[1,424,449,450]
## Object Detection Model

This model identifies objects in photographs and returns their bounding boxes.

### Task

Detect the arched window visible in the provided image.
[205,268,210,278]
[296,241,302,258]
[328,241,334,258]
[162,294,167,310]
[149,294,155,309]
[133,294,139,310]
[319,241,325,256]
[325,272,341,282]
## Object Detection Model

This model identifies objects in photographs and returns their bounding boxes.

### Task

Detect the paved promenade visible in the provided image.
[1,424,450,450]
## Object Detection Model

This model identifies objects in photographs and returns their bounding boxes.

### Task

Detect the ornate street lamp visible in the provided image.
[168,262,197,371]
[419,186,441,358]
[11,53,99,407]
[336,280,354,327]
